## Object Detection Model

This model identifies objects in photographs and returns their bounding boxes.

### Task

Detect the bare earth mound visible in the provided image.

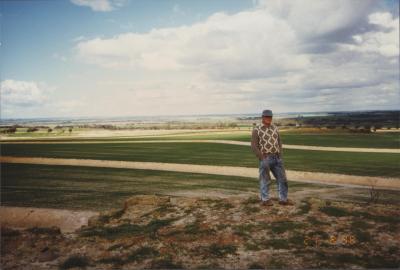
[1,195,399,269]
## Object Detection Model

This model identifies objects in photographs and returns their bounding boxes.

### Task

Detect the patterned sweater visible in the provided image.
[251,123,283,160]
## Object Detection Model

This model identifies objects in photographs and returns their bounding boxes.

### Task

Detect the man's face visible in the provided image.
[262,116,272,125]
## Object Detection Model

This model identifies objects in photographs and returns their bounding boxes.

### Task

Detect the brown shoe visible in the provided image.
[261,199,273,206]
[278,199,294,206]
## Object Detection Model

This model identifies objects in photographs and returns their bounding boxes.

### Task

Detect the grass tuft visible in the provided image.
[59,255,90,269]
[205,243,237,258]
[79,218,175,239]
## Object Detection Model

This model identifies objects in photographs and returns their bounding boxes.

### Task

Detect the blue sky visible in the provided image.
[1,0,399,118]
[2,0,253,84]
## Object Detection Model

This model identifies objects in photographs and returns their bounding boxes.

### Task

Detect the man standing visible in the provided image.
[251,109,293,206]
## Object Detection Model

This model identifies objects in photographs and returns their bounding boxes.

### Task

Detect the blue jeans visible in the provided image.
[259,154,288,201]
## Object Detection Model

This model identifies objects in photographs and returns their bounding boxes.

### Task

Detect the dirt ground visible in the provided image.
[1,194,399,269]
[0,185,377,234]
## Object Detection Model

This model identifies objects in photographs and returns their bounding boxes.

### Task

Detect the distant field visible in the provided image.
[2,142,399,177]
[2,131,399,149]
[0,163,325,211]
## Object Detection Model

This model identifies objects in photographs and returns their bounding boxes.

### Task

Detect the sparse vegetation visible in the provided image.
[79,218,175,239]
[97,256,125,266]
[368,185,381,204]
[97,208,125,223]
[306,216,330,226]
[242,205,260,213]
[184,219,216,238]
[267,257,288,268]
[319,205,350,217]
[2,194,400,269]
[233,223,259,238]
[268,221,306,234]
[204,243,237,258]
[297,199,312,214]
[150,256,183,269]
[26,226,61,235]
[126,246,159,263]
[59,255,90,269]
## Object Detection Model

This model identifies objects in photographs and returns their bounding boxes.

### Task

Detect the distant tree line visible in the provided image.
[0,125,73,134]
[241,110,399,131]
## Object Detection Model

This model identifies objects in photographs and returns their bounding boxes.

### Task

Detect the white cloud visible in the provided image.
[257,0,374,38]
[52,52,68,62]
[72,35,86,42]
[70,0,126,12]
[0,79,49,107]
[0,79,89,118]
[75,8,310,79]
[74,1,397,73]
[172,4,185,16]
[342,12,399,57]
[53,100,87,114]
[66,1,399,115]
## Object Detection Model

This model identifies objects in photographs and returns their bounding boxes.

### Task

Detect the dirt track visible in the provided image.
[1,156,399,190]
[1,139,398,153]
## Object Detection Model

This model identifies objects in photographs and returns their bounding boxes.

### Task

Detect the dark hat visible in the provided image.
[262,109,273,117]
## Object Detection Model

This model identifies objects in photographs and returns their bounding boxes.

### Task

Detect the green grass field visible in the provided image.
[2,142,399,177]
[1,131,399,148]
[1,163,326,211]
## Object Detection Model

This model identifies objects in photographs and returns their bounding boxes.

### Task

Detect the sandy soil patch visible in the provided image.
[375,128,400,133]
[0,206,98,233]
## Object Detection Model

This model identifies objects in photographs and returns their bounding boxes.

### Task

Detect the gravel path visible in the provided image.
[1,156,399,190]
[1,139,399,153]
